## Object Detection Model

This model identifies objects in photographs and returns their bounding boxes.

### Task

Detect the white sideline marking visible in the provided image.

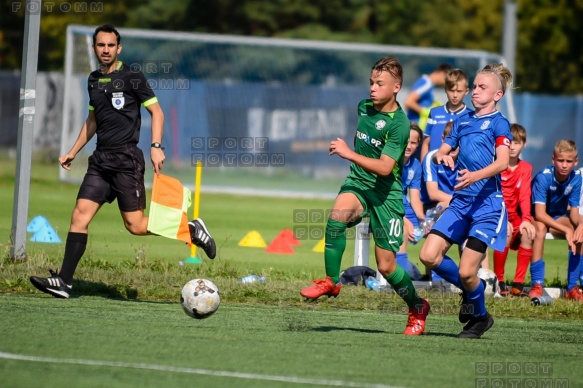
[0,351,404,388]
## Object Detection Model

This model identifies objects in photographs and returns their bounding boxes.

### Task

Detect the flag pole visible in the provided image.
[185,161,203,264]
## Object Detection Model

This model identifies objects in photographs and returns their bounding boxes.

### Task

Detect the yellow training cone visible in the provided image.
[238,230,267,248]
[312,238,325,253]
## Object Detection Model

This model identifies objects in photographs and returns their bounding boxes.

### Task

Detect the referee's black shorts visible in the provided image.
[77,144,146,212]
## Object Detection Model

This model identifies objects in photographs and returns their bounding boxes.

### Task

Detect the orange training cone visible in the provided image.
[265,235,295,254]
[276,228,300,246]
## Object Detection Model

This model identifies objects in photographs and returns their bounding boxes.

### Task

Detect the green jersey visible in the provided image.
[345,99,410,199]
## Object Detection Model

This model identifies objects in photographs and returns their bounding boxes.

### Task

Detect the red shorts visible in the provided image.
[508,215,524,251]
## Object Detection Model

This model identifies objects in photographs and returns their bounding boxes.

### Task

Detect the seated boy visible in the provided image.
[529,140,583,301]
[421,122,457,212]
[493,124,535,297]
[398,123,425,280]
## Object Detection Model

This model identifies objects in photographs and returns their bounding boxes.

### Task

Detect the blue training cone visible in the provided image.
[27,215,48,233]
[29,216,61,243]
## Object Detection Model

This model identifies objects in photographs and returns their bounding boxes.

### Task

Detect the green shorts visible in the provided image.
[339,182,404,252]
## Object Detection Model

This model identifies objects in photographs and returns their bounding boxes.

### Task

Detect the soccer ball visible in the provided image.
[477,268,499,296]
[180,278,220,319]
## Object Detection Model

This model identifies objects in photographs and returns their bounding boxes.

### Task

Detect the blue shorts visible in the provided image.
[432,193,508,252]
[404,202,420,227]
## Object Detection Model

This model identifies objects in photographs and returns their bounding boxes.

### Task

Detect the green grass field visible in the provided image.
[1,294,581,388]
[1,158,582,387]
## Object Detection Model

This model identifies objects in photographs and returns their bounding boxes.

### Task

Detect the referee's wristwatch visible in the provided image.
[151,142,165,150]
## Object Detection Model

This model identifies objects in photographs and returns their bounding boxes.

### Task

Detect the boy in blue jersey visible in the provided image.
[398,122,425,279]
[419,64,513,339]
[418,122,458,282]
[420,69,472,162]
[529,140,583,301]
[421,122,458,212]
[405,63,452,130]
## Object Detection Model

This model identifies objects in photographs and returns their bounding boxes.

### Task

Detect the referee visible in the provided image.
[30,24,216,299]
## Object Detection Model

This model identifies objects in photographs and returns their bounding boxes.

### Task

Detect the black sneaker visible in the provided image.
[30,269,72,299]
[510,282,529,297]
[498,281,511,297]
[188,218,216,259]
[457,313,494,339]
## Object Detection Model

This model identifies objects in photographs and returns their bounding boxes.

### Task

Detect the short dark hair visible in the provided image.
[410,122,423,143]
[435,63,453,73]
[93,24,121,45]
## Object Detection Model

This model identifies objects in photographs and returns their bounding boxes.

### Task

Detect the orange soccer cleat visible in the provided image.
[528,284,544,299]
[300,277,342,299]
[510,282,529,298]
[564,287,583,302]
[404,299,430,336]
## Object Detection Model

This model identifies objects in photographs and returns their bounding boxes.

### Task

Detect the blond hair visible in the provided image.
[554,139,577,155]
[372,56,403,84]
[445,68,469,90]
[477,63,513,94]
[510,123,527,143]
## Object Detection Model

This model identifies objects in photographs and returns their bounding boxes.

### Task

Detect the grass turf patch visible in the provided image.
[0,294,581,388]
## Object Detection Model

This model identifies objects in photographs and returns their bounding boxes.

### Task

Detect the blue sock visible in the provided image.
[432,270,443,282]
[397,252,419,280]
[396,252,409,270]
[466,280,487,318]
[433,256,462,289]
[579,255,583,287]
[530,259,545,285]
[567,252,581,290]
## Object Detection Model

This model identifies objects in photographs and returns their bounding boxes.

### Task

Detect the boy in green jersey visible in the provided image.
[300,56,430,335]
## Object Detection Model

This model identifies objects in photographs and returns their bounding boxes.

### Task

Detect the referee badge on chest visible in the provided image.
[112,92,125,110]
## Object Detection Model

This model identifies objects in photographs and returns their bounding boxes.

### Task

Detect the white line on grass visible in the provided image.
[0,351,405,388]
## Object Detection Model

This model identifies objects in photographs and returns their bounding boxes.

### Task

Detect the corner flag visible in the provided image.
[147,174,192,245]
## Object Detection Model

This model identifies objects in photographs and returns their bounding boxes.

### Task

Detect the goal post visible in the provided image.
[61,25,515,196]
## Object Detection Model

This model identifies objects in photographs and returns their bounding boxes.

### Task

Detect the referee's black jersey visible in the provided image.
[88,61,158,149]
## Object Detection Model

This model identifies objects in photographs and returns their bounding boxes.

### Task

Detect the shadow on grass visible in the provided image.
[74,279,140,301]
[311,326,386,334]
[424,331,460,338]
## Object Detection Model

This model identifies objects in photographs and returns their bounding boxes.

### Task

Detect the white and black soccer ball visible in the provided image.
[477,268,499,296]
[180,278,220,319]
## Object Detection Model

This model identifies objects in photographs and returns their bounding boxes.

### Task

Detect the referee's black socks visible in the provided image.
[58,232,88,285]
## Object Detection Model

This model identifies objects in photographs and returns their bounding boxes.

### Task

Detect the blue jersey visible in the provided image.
[579,167,583,216]
[402,157,422,207]
[407,75,435,123]
[444,110,511,197]
[420,149,457,204]
[532,166,581,219]
[425,104,473,152]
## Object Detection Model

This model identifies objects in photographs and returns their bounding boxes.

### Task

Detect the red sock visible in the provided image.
[493,247,509,282]
[514,247,532,283]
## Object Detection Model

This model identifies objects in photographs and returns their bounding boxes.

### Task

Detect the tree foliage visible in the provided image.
[0,0,581,94]
[516,0,583,94]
